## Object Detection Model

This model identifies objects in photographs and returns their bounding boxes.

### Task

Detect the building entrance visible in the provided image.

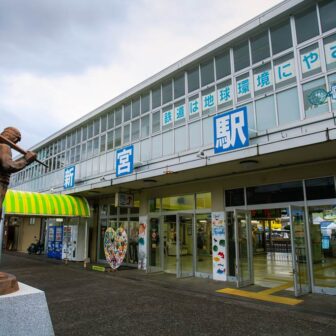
[227,206,310,297]
[149,213,212,278]
[149,214,194,277]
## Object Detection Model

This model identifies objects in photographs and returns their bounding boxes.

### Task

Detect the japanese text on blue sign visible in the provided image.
[64,166,75,189]
[213,106,249,154]
[116,145,134,177]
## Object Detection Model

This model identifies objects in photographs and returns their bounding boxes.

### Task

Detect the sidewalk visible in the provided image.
[1,251,336,336]
[3,251,336,316]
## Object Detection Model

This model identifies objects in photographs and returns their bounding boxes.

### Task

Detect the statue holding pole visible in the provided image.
[0,126,38,295]
[0,127,38,220]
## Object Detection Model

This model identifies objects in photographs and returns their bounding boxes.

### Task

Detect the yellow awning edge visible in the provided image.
[3,190,90,218]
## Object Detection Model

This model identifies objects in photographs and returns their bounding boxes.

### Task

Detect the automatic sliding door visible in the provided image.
[177,214,194,278]
[289,206,310,296]
[163,215,177,274]
[234,210,253,287]
[149,217,162,272]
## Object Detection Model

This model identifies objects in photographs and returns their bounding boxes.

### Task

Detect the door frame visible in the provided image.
[148,213,196,277]
[234,209,254,287]
[147,215,163,273]
[289,205,310,297]
[176,213,195,278]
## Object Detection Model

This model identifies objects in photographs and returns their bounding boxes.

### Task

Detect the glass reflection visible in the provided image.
[309,206,336,291]
[196,214,212,275]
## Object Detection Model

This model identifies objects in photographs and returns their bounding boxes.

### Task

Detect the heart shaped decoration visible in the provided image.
[104,227,128,270]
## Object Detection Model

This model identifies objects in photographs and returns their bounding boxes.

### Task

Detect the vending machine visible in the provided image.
[54,226,63,260]
[61,219,86,261]
[62,225,78,261]
[47,225,63,260]
[47,226,55,258]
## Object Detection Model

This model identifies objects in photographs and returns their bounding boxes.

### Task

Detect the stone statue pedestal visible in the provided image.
[0,282,54,336]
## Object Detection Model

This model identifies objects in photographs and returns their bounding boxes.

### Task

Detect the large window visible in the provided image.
[225,188,245,207]
[175,126,187,153]
[124,103,131,122]
[152,111,161,133]
[319,0,336,33]
[132,98,140,118]
[115,108,122,126]
[174,74,185,99]
[303,78,328,117]
[162,81,172,104]
[188,67,200,93]
[107,130,113,150]
[324,34,336,71]
[300,43,322,79]
[295,6,319,44]
[108,111,114,129]
[329,73,336,111]
[234,41,250,72]
[277,87,300,125]
[189,121,202,149]
[141,93,150,114]
[251,31,270,64]
[305,177,336,200]
[215,51,231,80]
[141,115,150,138]
[308,205,336,290]
[123,124,130,144]
[201,60,214,86]
[161,195,194,211]
[246,181,304,204]
[152,86,161,109]
[114,127,121,147]
[132,119,140,141]
[256,95,276,131]
[151,193,211,212]
[270,20,292,55]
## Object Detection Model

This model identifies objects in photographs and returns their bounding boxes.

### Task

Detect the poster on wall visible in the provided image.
[104,227,128,270]
[138,216,147,270]
[212,212,227,281]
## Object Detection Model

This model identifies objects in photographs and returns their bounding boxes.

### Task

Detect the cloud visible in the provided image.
[0,0,282,149]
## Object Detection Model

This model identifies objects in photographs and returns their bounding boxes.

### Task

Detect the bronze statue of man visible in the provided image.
[0,127,37,219]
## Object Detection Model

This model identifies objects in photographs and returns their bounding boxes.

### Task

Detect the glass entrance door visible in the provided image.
[308,205,336,295]
[163,215,177,274]
[149,217,162,272]
[289,206,310,296]
[177,214,194,278]
[234,209,253,287]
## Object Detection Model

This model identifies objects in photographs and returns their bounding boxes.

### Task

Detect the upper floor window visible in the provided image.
[234,40,250,72]
[152,86,161,109]
[141,93,150,114]
[271,20,292,55]
[295,5,319,44]
[251,31,270,64]
[174,74,185,99]
[215,51,231,80]
[124,103,131,122]
[162,80,173,104]
[187,67,199,93]
[201,60,214,86]
[319,0,336,33]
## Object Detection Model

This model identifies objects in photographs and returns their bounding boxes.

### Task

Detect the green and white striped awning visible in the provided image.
[3,190,90,217]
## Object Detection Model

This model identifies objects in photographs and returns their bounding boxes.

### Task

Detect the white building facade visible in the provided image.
[9,0,336,296]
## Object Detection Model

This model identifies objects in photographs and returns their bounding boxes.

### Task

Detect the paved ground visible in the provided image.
[1,252,336,336]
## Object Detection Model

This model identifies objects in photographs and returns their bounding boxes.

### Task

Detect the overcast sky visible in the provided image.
[0,0,283,150]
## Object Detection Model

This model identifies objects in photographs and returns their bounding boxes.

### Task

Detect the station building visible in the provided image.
[4,0,336,296]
